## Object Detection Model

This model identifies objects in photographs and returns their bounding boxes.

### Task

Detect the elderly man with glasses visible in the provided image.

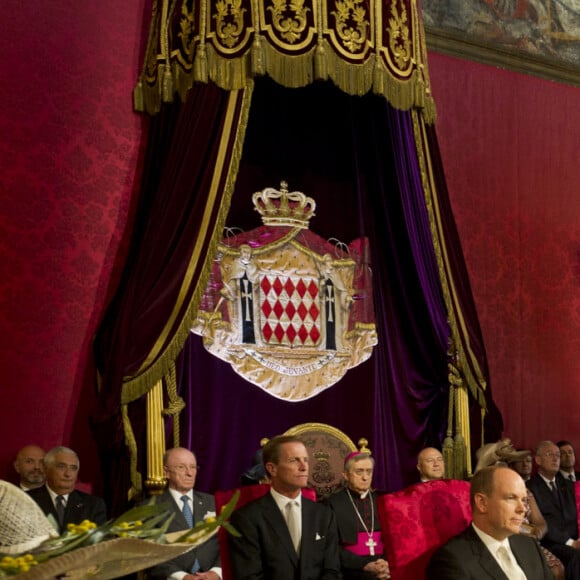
[148,447,221,580]
[527,440,580,580]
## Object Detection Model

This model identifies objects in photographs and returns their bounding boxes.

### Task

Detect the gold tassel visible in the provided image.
[414,71,425,109]
[314,42,328,80]
[194,44,209,83]
[133,81,144,113]
[443,435,455,479]
[251,35,265,76]
[162,64,174,103]
[454,432,467,479]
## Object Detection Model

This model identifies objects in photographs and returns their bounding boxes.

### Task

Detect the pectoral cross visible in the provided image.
[366,537,377,556]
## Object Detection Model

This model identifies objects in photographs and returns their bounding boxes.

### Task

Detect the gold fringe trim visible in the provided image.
[137,43,435,121]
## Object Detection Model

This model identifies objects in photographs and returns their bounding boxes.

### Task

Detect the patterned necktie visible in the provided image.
[180,495,194,528]
[55,495,65,527]
[285,500,301,554]
[497,545,526,580]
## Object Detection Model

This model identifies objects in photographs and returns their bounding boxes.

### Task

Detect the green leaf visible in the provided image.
[216,490,240,522]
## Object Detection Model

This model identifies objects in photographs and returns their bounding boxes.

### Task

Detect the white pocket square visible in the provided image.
[203,510,216,519]
[315,533,322,540]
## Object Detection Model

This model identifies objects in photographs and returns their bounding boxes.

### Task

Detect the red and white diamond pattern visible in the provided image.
[260,275,321,346]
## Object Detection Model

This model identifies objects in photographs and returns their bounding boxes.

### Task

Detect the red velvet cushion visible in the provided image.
[214,484,317,580]
[377,479,472,580]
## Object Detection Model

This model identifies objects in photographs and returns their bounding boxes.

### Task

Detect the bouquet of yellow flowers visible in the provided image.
[0,481,239,579]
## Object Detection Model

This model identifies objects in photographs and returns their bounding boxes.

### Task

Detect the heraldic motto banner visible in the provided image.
[192,182,377,401]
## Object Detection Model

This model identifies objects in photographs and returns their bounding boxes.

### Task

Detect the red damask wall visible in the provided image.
[429,54,580,452]
[0,0,148,487]
[1,0,579,487]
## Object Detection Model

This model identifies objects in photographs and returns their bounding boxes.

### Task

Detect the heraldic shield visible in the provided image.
[192,182,377,401]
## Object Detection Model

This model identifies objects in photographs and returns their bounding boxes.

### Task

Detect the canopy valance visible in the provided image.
[134,0,436,121]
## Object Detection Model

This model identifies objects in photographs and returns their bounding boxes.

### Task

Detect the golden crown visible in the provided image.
[252,181,316,229]
[314,449,330,462]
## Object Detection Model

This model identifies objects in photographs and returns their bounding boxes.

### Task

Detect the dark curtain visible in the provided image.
[176,78,498,497]
[93,82,248,514]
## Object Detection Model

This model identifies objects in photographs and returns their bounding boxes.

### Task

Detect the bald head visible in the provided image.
[14,445,45,490]
[417,447,445,481]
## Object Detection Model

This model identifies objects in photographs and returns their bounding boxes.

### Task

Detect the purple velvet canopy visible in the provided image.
[93,1,503,513]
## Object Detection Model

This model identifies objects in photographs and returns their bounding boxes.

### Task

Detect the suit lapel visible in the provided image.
[509,536,535,579]
[465,527,509,580]
[159,490,189,531]
[262,494,299,565]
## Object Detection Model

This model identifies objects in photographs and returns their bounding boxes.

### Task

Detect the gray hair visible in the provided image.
[43,446,79,469]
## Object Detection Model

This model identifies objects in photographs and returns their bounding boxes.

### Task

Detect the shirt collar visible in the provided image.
[46,485,70,503]
[539,473,557,486]
[471,522,510,553]
[270,487,302,511]
[169,487,193,504]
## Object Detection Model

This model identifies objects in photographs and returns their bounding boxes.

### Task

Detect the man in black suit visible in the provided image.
[557,440,580,483]
[148,447,221,579]
[326,451,389,578]
[229,435,341,579]
[27,446,107,534]
[527,440,580,578]
[427,465,552,579]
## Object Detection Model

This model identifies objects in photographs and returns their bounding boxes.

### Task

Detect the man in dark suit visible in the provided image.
[229,435,341,579]
[557,440,580,483]
[527,440,580,578]
[27,446,107,534]
[326,451,389,579]
[148,447,221,579]
[427,465,552,579]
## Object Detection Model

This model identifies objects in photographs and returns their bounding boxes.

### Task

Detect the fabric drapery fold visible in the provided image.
[92,82,253,514]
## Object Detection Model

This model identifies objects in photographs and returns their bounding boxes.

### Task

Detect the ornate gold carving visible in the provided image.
[215,0,247,48]
[252,181,316,229]
[388,0,411,69]
[177,1,196,61]
[268,0,311,44]
[331,0,368,54]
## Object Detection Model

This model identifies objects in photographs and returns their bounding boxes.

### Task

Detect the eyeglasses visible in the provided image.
[423,458,444,464]
[165,464,199,473]
[541,452,560,458]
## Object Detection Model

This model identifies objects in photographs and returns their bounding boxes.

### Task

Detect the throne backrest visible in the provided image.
[283,422,363,499]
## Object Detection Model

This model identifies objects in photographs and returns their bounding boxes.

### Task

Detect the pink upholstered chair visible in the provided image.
[377,479,472,580]
[214,484,317,580]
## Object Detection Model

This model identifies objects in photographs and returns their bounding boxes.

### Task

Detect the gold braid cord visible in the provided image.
[134,0,435,122]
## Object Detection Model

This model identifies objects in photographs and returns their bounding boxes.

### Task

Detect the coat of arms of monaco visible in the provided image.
[192,182,377,401]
